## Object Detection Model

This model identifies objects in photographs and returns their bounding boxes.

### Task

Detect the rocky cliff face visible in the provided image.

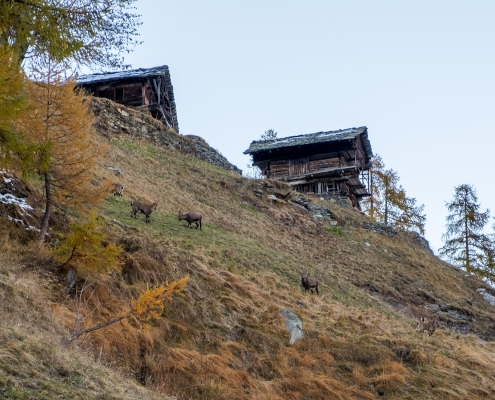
[88,97,241,174]
[185,135,242,175]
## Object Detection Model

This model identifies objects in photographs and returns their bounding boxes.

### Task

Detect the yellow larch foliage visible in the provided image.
[51,213,122,275]
[15,63,110,241]
[131,275,189,322]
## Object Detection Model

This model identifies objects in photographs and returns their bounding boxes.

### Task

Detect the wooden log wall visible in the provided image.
[289,158,309,176]
[269,160,289,179]
[265,138,368,180]
[353,137,366,169]
[309,157,345,172]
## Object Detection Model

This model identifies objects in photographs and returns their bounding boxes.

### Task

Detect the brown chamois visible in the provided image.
[301,270,319,295]
[112,183,124,197]
[130,201,157,223]
[416,315,437,336]
[178,210,202,230]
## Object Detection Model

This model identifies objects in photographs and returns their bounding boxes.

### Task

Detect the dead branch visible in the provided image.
[63,315,126,345]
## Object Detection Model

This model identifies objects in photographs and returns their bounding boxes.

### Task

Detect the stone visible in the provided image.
[108,167,121,176]
[279,309,304,345]
[272,187,292,199]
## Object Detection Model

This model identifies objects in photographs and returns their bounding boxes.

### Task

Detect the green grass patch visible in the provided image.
[100,195,391,311]
[326,224,344,237]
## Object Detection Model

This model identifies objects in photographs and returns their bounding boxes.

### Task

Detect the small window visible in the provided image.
[115,88,124,100]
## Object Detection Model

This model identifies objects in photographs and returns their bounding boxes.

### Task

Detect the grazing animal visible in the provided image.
[131,201,157,223]
[178,210,202,230]
[416,316,437,336]
[301,270,319,295]
[112,183,124,197]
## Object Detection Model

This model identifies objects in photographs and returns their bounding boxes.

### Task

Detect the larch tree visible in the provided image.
[439,184,491,277]
[0,47,52,176]
[0,0,141,70]
[51,213,123,276]
[362,154,426,235]
[64,275,190,345]
[15,62,108,242]
[0,47,24,160]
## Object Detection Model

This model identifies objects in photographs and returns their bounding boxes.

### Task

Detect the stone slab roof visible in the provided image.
[76,65,171,85]
[244,126,372,160]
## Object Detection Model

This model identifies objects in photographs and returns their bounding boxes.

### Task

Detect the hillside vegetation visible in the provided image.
[2,116,495,399]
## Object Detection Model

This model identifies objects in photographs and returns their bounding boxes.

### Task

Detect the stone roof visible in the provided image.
[76,65,172,85]
[244,126,372,159]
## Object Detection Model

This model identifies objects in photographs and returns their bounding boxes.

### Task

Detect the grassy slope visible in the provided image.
[2,135,495,399]
[0,252,169,400]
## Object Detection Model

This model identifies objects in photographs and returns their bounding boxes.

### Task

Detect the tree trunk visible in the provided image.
[38,173,52,243]
[384,185,389,225]
[464,197,470,273]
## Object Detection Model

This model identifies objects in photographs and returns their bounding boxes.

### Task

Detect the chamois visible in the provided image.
[112,183,124,197]
[178,210,202,230]
[416,316,437,336]
[301,270,319,295]
[130,201,157,223]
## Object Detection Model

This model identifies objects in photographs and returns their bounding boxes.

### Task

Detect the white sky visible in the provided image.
[120,0,495,254]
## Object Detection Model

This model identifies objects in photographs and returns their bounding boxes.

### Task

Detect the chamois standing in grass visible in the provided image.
[130,201,157,223]
[112,183,124,197]
[416,315,437,336]
[301,270,319,295]
[178,211,202,230]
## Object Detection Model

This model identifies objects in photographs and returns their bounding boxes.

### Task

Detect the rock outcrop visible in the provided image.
[185,135,242,175]
[88,97,242,174]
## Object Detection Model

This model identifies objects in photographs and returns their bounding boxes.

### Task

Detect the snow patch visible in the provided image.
[0,193,34,211]
[8,216,25,225]
[477,288,495,306]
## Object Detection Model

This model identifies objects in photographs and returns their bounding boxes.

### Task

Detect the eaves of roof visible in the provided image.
[244,126,370,156]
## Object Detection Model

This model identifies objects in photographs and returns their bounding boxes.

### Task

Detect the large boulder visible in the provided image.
[279,309,304,345]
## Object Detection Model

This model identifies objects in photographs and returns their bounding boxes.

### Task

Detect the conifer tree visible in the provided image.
[362,154,426,235]
[440,184,491,276]
[64,275,189,344]
[261,129,278,141]
[51,214,122,276]
[0,0,141,69]
[15,62,108,242]
[0,47,50,176]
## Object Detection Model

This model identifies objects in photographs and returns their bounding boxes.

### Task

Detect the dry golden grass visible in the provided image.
[0,254,171,399]
[3,134,495,399]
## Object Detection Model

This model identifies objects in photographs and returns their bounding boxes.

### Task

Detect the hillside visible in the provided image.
[2,101,495,399]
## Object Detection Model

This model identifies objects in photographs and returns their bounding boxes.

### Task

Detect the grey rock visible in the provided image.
[288,200,309,213]
[360,222,433,253]
[185,135,242,175]
[108,167,121,176]
[279,309,304,345]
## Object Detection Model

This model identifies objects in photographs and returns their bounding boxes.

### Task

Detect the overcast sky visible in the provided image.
[119,0,495,254]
